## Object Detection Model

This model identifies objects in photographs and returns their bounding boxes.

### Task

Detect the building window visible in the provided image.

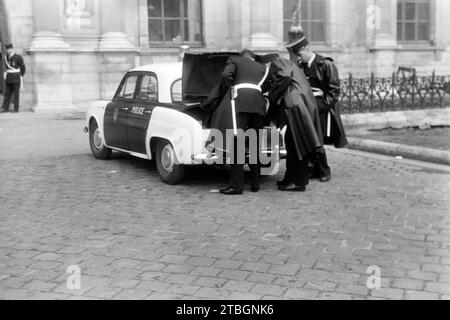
[283,0,326,43]
[148,0,202,45]
[397,0,431,42]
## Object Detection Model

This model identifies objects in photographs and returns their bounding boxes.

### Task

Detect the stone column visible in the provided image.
[99,0,133,49]
[27,0,74,112]
[30,0,69,49]
[247,0,279,50]
[367,0,397,48]
[366,0,397,76]
[98,0,136,100]
[434,0,450,73]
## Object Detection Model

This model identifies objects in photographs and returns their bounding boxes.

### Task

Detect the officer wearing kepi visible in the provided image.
[286,27,347,182]
[1,43,26,113]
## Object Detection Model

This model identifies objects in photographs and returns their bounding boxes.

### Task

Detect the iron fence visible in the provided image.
[339,70,450,114]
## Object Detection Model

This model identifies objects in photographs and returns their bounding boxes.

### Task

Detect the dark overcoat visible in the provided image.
[299,54,347,148]
[267,58,323,160]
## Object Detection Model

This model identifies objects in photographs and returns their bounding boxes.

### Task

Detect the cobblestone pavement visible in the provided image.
[0,113,450,300]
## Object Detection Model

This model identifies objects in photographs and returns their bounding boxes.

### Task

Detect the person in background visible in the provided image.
[1,43,26,113]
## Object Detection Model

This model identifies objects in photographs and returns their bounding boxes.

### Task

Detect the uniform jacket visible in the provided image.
[4,53,26,84]
[0,53,4,93]
[201,56,270,116]
[267,58,323,160]
[200,56,270,153]
[300,54,340,108]
[299,54,348,148]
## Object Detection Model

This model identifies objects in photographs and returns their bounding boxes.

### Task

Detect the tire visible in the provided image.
[155,140,186,185]
[89,120,112,160]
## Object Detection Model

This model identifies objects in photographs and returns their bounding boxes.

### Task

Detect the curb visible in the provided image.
[347,137,450,166]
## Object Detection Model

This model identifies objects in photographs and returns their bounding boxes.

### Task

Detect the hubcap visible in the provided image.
[93,128,104,150]
[161,144,175,173]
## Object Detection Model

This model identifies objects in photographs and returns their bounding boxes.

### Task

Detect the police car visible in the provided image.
[85,53,286,185]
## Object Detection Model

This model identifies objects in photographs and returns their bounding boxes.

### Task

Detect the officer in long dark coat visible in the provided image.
[0,47,4,95]
[201,50,270,195]
[1,43,26,113]
[266,57,323,192]
[286,27,347,182]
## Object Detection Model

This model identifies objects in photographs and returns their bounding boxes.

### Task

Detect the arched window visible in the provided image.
[148,0,203,45]
[283,0,326,43]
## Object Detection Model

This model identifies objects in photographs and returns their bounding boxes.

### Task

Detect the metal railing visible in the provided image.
[339,69,450,114]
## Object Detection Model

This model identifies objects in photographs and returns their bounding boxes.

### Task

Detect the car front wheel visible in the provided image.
[89,120,112,160]
[155,140,185,185]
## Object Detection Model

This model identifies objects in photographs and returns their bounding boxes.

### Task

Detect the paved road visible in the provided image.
[0,112,449,300]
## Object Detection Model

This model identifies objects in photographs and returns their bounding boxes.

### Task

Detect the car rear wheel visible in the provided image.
[155,140,185,185]
[89,120,112,160]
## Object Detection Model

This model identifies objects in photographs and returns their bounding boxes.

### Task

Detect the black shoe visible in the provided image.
[309,173,321,180]
[0,109,8,113]
[251,185,260,193]
[278,183,306,192]
[220,187,244,195]
[277,180,289,188]
[320,175,331,183]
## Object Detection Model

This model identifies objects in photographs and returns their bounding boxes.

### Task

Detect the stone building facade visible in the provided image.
[1,0,449,111]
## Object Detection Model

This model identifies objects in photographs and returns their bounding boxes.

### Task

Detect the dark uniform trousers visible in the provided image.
[219,55,269,191]
[2,53,25,113]
[283,127,310,187]
[302,61,331,179]
[313,97,331,178]
[2,83,21,112]
[229,113,264,190]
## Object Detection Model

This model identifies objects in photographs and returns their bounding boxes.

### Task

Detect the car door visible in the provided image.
[127,72,159,155]
[104,72,139,150]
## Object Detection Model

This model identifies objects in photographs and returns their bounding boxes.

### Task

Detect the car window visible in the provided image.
[138,74,158,101]
[118,74,139,99]
[171,79,182,103]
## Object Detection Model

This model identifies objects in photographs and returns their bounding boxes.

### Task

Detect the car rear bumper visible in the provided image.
[192,149,287,165]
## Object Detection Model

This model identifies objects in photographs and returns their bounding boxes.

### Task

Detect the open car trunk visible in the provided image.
[179,52,286,160]
[180,52,276,127]
[182,52,239,102]
[180,52,239,127]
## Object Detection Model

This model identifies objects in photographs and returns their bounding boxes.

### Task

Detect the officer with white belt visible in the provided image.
[219,50,270,196]
[1,43,26,113]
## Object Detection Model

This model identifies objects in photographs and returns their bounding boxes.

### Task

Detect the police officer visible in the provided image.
[267,56,323,192]
[286,28,347,183]
[202,50,270,195]
[1,43,26,113]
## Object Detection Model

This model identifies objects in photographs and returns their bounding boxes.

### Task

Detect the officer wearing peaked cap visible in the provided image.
[1,43,26,113]
[286,27,348,183]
